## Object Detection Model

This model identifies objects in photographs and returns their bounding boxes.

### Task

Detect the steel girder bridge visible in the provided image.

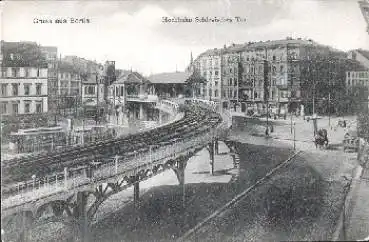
[1,101,232,242]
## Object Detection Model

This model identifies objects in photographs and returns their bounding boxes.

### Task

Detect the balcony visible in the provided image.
[126,94,158,103]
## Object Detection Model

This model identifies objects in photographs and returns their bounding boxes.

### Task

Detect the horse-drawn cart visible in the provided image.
[315,129,329,149]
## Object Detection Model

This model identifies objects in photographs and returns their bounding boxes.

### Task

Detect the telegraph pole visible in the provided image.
[287,43,293,134]
[328,92,331,126]
[96,73,99,125]
[313,79,315,115]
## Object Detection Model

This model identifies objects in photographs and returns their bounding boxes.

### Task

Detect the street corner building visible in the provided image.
[189,38,367,117]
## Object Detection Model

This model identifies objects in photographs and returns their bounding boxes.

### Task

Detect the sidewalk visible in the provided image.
[346,167,369,241]
[239,115,355,146]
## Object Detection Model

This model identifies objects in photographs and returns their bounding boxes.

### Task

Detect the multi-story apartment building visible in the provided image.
[40,46,58,114]
[0,67,48,115]
[346,49,369,112]
[57,61,82,114]
[192,46,240,109]
[1,41,49,116]
[192,38,361,115]
[346,71,369,89]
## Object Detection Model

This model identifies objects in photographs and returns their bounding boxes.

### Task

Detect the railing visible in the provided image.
[2,127,216,207]
[2,101,226,208]
[156,99,179,114]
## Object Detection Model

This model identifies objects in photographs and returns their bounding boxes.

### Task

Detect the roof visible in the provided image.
[345,130,358,138]
[113,71,148,84]
[1,41,48,68]
[59,61,79,73]
[357,49,369,61]
[195,38,343,61]
[147,71,191,84]
[81,73,99,84]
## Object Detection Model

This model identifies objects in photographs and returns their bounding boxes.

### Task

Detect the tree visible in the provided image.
[185,69,207,98]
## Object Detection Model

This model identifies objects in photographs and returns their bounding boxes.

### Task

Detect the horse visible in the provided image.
[314,129,329,149]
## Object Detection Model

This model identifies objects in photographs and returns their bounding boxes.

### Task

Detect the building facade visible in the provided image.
[346,71,369,89]
[192,38,360,115]
[192,47,240,109]
[0,67,48,115]
[57,62,82,115]
[40,46,58,115]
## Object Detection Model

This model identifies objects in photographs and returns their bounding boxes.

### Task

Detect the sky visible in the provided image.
[1,0,369,75]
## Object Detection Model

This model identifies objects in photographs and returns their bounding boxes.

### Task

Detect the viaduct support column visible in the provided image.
[74,191,90,242]
[215,138,219,155]
[207,141,215,175]
[172,159,188,208]
[159,109,162,124]
[139,104,144,120]
[134,179,140,209]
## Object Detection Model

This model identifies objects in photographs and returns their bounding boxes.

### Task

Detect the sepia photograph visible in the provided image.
[1,0,369,241]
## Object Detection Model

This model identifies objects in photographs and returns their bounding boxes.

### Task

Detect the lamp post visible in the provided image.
[0,114,3,160]
[293,121,296,151]
[96,73,99,125]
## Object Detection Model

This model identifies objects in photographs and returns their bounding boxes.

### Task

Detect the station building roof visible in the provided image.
[147,71,191,84]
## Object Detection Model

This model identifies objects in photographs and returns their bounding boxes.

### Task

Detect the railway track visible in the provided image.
[177,150,302,242]
[1,105,222,186]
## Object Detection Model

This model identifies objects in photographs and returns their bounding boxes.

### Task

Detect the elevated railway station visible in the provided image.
[1,100,232,242]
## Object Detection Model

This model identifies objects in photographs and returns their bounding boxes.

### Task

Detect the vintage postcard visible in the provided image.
[1,0,369,241]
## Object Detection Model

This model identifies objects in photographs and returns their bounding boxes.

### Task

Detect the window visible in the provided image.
[24,84,31,95]
[36,102,42,113]
[1,102,7,114]
[12,103,18,114]
[273,55,276,61]
[230,78,233,86]
[230,68,232,73]
[254,92,258,99]
[272,66,276,74]
[86,86,95,95]
[24,102,30,113]
[36,84,42,95]
[1,84,7,96]
[215,90,218,97]
[12,83,18,96]
[25,68,30,77]
[280,65,284,73]
[37,69,40,77]
[12,68,18,77]
[120,86,124,96]
[215,71,219,76]
[234,90,237,98]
